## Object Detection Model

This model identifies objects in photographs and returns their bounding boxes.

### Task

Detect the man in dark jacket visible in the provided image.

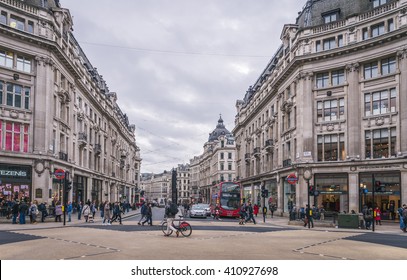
[11,200,19,224]
[18,201,28,224]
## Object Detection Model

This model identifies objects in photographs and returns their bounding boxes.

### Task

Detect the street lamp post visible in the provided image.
[303,168,312,229]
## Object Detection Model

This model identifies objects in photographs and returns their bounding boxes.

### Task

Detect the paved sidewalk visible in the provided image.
[0,209,141,231]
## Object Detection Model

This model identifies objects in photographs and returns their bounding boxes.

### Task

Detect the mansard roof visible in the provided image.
[208,116,231,142]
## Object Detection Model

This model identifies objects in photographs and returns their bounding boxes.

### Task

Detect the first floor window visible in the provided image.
[365,127,396,159]
[364,88,396,116]
[3,121,29,152]
[17,56,31,73]
[364,62,378,79]
[317,133,345,162]
[317,98,345,122]
[0,50,13,68]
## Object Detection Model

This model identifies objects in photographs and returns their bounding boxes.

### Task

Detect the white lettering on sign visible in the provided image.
[0,170,27,177]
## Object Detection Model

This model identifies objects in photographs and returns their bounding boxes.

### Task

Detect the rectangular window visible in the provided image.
[27,21,34,34]
[16,56,31,73]
[323,37,336,50]
[323,12,337,24]
[316,41,321,52]
[6,83,24,108]
[331,70,344,86]
[0,80,3,105]
[24,87,30,110]
[317,133,345,161]
[364,88,396,116]
[362,27,369,40]
[338,35,343,47]
[0,11,6,25]
[388,19,394,32]
[316,73,329,88]
[364,62,378,79]
[228,152,232,159]
[10,16,24,31]
[381,57,396,75]
[4,122,28,152]
[220,152,224,160]
[365,127,396,159]
[317,98,345,122]
[371,22,385,37]
[0,50,13,68]
[373,0,388,8]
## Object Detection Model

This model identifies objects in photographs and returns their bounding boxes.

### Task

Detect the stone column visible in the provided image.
[397,47,407,154]
[345,63,361,158]
[348,172,359,212]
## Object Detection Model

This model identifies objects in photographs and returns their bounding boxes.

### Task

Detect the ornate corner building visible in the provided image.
[233,0,407,216]
[0,0,141,205]
[190,116,237,203]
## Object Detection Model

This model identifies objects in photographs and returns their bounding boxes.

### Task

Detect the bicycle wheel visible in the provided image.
[179,222,192,237]
[161,221,173,236]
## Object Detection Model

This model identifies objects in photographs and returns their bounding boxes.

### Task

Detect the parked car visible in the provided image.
[190,204,207,218]
[197,203,211,217]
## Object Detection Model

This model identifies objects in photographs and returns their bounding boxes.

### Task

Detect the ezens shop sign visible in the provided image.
[0,165,31,179]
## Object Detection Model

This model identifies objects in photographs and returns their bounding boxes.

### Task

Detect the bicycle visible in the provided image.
[161,215,192,237]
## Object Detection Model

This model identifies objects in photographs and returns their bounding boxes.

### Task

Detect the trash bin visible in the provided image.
[338,214,359,229]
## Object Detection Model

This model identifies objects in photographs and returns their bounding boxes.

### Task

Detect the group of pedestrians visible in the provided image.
[138,201,153,226]
[238,201,256,225]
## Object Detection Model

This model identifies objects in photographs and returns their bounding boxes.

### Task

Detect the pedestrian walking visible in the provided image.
[253,204,259,217]
[245,202,256,224]
[102,201,111,225]
[303,204,314,228]
[67,201,73,222]
[363,205,373,230]
[18,200,28,224]
[138,201,147,225]
[30,200,38,224]
[11,200,19,224]
[238,203,247,225]
[55,201,62,222]
[77,201,83,220]
[374,206,382,225]
[399,204,407,232]
[142,203,153,226]
[82,202,91,222]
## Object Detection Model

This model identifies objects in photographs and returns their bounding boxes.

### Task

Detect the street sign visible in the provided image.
[286,173,298,185]
[54,169,65,179]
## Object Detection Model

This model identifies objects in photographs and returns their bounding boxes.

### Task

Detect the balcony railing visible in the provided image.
[94,144,102,154]
[253,147,261,157]
[283,159,292,167]
[59,152,68,161]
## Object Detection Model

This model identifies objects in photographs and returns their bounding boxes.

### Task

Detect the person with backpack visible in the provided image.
[238,203,247,225]
[164,199,179,236]
[138,201,147,225]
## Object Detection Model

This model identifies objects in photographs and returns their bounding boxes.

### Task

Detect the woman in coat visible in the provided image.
[374,206,382,225]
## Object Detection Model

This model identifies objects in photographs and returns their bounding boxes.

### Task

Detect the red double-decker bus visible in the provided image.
[210,181,241,218]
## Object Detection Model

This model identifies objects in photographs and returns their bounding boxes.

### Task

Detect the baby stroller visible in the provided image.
[87,213,94,223]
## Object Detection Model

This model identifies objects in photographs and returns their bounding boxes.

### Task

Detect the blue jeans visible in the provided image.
[19,213,26,224]
[12,213,18,224]
[68,211,72,222]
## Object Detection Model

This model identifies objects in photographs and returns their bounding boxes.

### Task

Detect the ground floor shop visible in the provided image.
[239,164,406,218]
[0,164,32,202]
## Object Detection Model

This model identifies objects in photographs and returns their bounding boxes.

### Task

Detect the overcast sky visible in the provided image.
[64,0,303,174]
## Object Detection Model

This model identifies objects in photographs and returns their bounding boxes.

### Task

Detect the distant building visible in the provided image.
[176,164,190,204]
[0,0,141,205]
[190,116,236,203]
[233,0,407,214]
[141,171,171,203]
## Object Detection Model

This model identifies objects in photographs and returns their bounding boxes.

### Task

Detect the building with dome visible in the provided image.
[233,0,407,216]
[190,116,236,203]
[0,0,141,205]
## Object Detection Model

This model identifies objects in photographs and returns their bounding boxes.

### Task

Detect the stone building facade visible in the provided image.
[190,116,236,203]
[233,0,407,217]
[0,0,141,206]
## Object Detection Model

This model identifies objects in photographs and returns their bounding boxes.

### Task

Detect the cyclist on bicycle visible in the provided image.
[164,199,179,237]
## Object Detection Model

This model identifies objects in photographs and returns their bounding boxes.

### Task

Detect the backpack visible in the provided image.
[169,203,179,215]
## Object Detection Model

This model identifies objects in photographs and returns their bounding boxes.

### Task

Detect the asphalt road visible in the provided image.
[1,207,406,260]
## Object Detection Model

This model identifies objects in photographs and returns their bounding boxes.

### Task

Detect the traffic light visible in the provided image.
[308,185,314,196]
[261,188,268,197]
[65,180,72,191]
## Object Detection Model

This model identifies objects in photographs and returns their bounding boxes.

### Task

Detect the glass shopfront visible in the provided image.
[283,179,296,213]
[0,164,31,202]
[315,173,349,213]
[91,178,102,206]
[359,172,400,220]
[243,185,252,203]
[73,175,88,204]
[265,179,278,211]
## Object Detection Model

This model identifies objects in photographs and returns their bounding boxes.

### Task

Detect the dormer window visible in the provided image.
[322,9,340,24]
[373,0,388,8]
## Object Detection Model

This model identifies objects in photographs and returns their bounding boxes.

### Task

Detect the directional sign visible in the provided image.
[54,169,65,180]
[286,173,298,185]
